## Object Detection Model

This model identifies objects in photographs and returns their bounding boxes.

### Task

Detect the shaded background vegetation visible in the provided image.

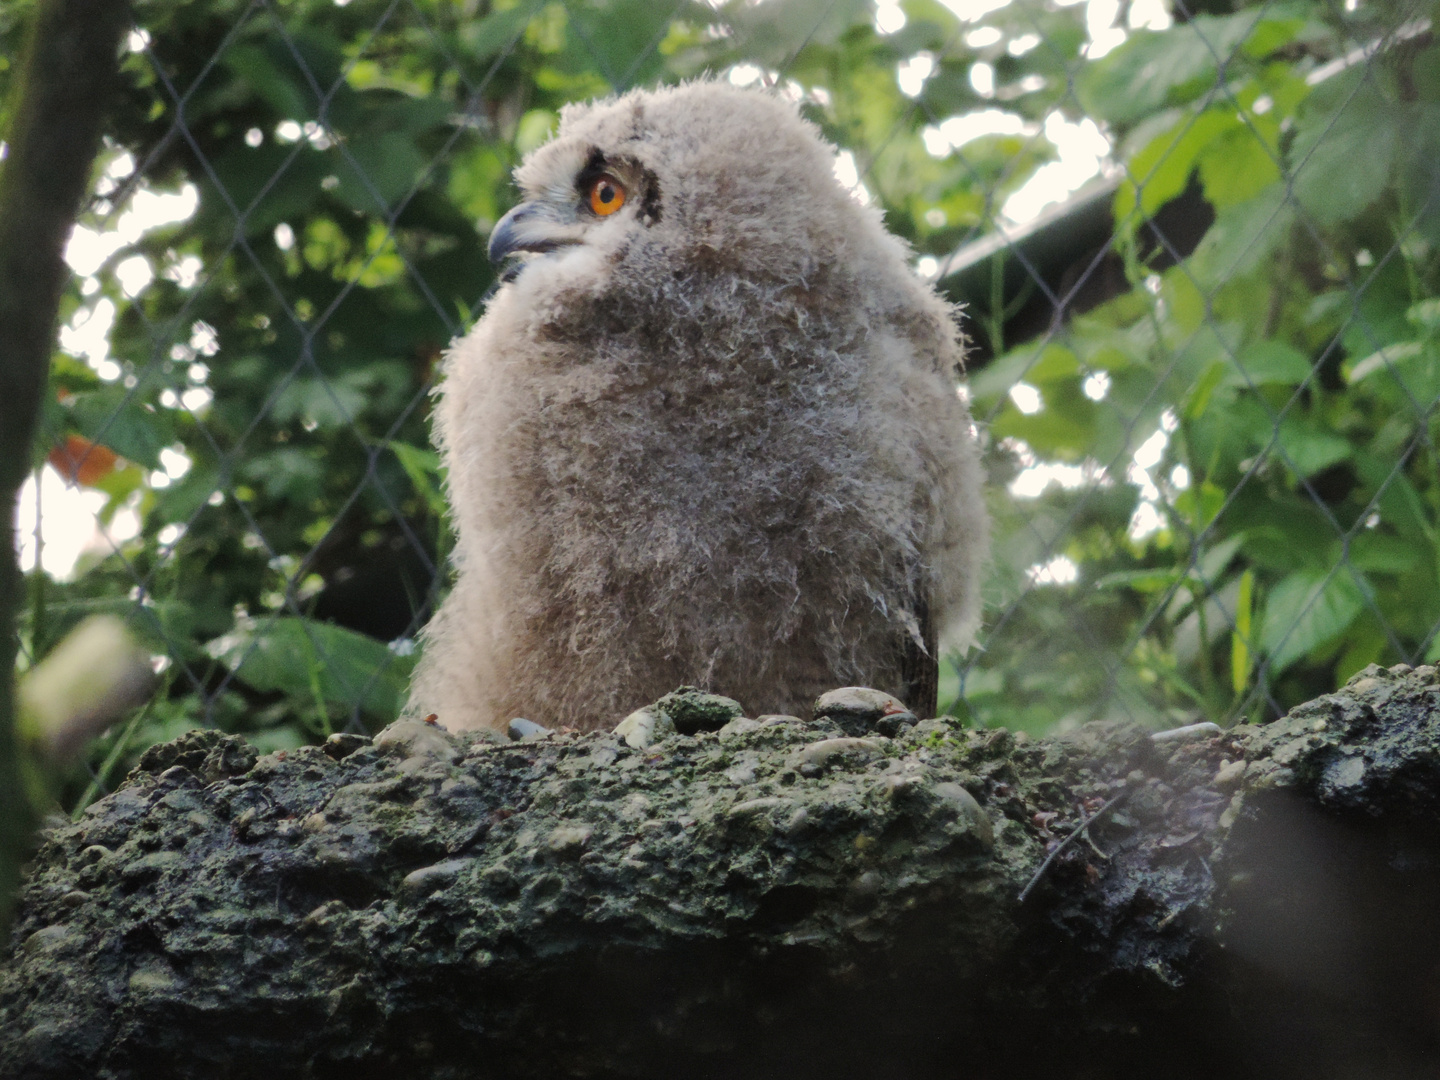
[1,0,1436,816]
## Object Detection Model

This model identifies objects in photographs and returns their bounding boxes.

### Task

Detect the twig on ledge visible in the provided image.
[1018,788,1131,903]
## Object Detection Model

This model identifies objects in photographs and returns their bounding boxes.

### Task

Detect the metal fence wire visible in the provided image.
[18,0,1440,801]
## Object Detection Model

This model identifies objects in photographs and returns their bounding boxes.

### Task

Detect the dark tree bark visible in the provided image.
[3,664,1440,1079]
[0,0,132,933]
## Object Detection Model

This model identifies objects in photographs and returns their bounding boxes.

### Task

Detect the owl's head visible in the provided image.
[487,81,899,289]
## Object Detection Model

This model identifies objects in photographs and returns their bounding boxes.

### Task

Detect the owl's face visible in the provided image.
[486,82,886,289]
[486,143,662,277]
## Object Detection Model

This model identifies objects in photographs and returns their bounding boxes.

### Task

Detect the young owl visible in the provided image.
[406,81,987,732]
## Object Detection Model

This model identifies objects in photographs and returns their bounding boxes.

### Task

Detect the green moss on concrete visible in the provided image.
[3,666,1440,1078]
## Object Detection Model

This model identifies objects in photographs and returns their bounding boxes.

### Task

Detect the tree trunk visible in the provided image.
[4,664,1440,1079]
[0,0,131,934]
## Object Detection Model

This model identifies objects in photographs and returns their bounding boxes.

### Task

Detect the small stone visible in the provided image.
[718,717,763,739]
[1346,663,1389,686]
[728,796,787,820]
[374,719,456,761]
[401,858,473,896]
[302,900,348,928]
[813,687,911,734]
[1218,791,1245,829]
[847,870,882,909]
[874,710,919,737]
[507,717,553,741]
[1323,754,1367,790]
[1213,759,1246,788]
[932,781,994,849]
[128,967,176,993]
[654,686,746,734]
[1150,721,1223,743]
[546,825,593,857]
[613,706,675,749]
[23,926,74,956]
[323,732,369,760]
[756,714,802,726]
[790,736,887,771]
[780,807,809,835]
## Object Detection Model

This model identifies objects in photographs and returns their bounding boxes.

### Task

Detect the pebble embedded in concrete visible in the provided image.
[813,686,915,735]
[613,706,675,749]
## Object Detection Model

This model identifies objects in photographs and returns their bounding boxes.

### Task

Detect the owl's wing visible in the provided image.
[900,590,938,719]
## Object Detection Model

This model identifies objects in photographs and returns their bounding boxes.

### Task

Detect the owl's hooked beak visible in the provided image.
[488,201,581,265]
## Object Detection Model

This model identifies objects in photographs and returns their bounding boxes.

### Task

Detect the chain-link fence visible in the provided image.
[13,0,1439,807]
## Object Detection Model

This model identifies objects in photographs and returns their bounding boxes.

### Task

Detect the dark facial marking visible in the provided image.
[575,148,611,202]
[638,165,662,225]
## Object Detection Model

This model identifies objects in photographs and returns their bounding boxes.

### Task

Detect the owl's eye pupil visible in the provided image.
[599,184,614,203]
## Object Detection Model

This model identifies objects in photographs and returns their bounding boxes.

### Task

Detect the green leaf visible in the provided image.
[1231,568,1254,693]
[333,132,426,212]
[990,379,1098,461]
[1196,118,1281,209]
[1183,360,1227,419]
[516,109,558,153]
[1173,480,1226,532]
[390,440,447,519]
[1188,183,1294,286]
[1408,298,1440,332]
[1347,339,1424,383]
[1273,416,1352,478]
[241,448,326,502]
[1334,621,1387,684]
[966,343,1075,407]
[223,44,317,121]
[67,389,173,470]
[1117,109,1237,224]
[1227,340,1313,387]
[1078,10,1308,126]
[1289,74,1400,227]
[202,144,328,235]
[1093,568,1186,592]
[1349,531,1421,574]
[205,616,415,719]
[1262,569,1366,675]
[1347,340,1440,404]
[459,1,546,60]
[1197,533,1246,584]
[271,376,367,430]
[1375,475,1435,544]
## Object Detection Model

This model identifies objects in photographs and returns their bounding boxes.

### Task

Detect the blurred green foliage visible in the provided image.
[0,0,1435,810]
[961,0,1440,732]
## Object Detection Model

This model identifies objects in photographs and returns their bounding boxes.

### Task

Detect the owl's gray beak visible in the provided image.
[488,201,579,263]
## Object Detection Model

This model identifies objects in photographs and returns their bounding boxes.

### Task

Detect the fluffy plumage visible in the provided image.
[406,82,987,732]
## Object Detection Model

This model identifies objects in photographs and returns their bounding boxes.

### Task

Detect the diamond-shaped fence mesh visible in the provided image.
[11,0,1438,808]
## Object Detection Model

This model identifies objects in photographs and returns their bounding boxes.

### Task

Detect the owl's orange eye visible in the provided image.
[588,175,626,216]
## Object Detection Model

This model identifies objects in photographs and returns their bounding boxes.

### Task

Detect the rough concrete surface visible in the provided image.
[3,665,1439,1079]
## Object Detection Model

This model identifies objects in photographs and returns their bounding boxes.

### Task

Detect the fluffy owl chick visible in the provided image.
[406,81,987,732]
